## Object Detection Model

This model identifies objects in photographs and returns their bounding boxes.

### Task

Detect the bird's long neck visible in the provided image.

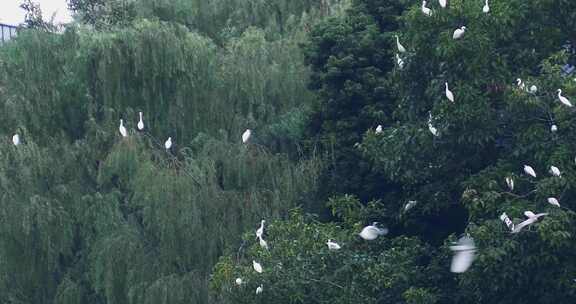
[139,112,143,120]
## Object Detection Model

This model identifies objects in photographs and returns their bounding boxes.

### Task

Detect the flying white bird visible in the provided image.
[256,285,263,295]
[449,235,476,273]
[505,177,514,191]
[258,236,269,250]
[327,239,341,250]
[396,53,405,69]
[439,0,447,8]
[119,119,127,137]
[235,278,243,285]
[375,125,383,134]
[12,134,20,146]
[523,165,536,178]
[547,197,560,207]
[256,220,265,239]
[511,211,548,233]
[252,260,263,273]
[453,26,466,39]
[557,89,573,107]
[445,82,454,102]
[137,112,144,131]
[404,200,417,212]
[359,222,389,241]
[242,129,252,143]
[164,137,172,150]
[529,85,537,93]
[500,212,515,231]
[551,124,558,132]
[482,0,489,13]
[421,1,432,16]
[395,35,406,53]
[549,166,561,177]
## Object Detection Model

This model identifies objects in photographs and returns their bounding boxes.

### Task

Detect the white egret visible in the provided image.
[421,1,432,16]
[529,85,537,93]
[516,78,525,90]
[549,166,561,177]
[327,239,341,250]
[523,165,536,178]
[252,260,263,273]
[359,222,389,241]
[396,54,405,69]
[12,134,20,146]
[445,82,454,102]
[505,177,514,191]
[256,220,265,239]
[439,0,447,8]
[119,119,127,137]
[511,211,548,233]
[449,235,476,273]
[547,197,560,207]
[482,0,489,13]
[375,125,383,134]
[256,285,263,295]
[164,137,172,150]
[242,129,252,143]
[137,112,144,131]
[551,124,558,132]
[404,200,417,212]
[395,35,406,53]
[235,278,243,285]
[428,113,439,136]
[453,26,466,40]
[557,89,573,107]
[258,236,269,250]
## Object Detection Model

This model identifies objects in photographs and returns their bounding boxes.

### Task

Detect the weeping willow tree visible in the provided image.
[0,0,349,302]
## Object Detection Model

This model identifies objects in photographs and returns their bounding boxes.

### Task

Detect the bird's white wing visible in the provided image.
[524,211,536,218]
[512,218,535,233]
[450,250,476,273]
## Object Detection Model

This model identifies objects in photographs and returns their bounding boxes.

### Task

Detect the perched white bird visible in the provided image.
[512,211,548,233]
[482,0,489,13]
[516,78,525,91]
[445,82,454,102]
[549,166,561,177]
[547,197,560,207]
[327,239,341,250]
[421,1,432,16]
[137,112,144,131]
[256,220,265,239]
[439,0,447,8]
[12,134,20,146]
[404,200,417,212]
[395,35,406,53]
[505,177,514,191]
[242,129,252,143]
[396,53,405,69]
[523,165,536,178]
[428,113,439,136]
[557,89,573,107]
[235,278,243,285]
[119,119,127,137]
[551,124,558,132]
[529,85,538,93]
[256,285,263,295]
[258,236,269,250]
[252,260,263,273]
[164,137,172,150]
[359,222,389,241]
[375,125,383,134]
[453,26,466,40]
[450,235,476,273]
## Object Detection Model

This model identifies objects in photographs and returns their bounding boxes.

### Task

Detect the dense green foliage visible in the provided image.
[1,0,576,303]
